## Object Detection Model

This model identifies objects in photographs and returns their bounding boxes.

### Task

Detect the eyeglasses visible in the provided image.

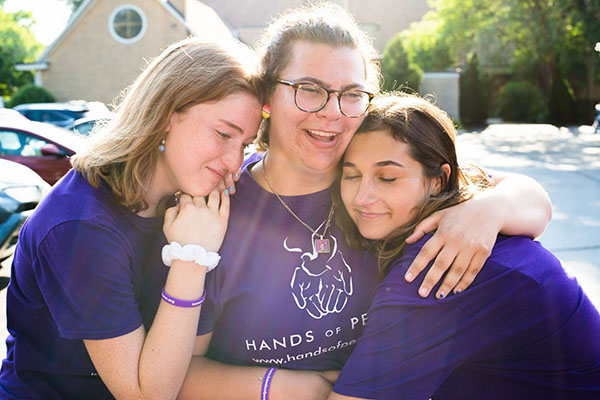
[276,79,374,118]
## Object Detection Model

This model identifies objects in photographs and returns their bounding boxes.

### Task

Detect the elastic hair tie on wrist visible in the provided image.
[261,367,278,400]
[161,287,206,308]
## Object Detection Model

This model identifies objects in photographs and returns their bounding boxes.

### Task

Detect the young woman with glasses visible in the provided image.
[143,3,552,398]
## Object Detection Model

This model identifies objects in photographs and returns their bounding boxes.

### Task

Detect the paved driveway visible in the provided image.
[457,123,600,306]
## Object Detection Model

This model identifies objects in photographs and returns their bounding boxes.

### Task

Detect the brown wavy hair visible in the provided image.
[332,93,491,278]
[71,37,262,212]
[254,2,381,151]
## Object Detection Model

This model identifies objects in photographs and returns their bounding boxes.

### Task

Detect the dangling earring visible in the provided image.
[261,105,271,119]
[159,138,166,152]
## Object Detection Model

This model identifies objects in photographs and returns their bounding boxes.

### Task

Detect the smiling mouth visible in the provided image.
[207,167,226,179]
[356,210,387,219]
[306,129,338,142]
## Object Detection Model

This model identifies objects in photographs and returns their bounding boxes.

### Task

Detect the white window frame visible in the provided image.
[108,4,147,44]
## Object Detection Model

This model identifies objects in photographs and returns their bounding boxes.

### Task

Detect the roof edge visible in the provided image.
[158,0,195,35]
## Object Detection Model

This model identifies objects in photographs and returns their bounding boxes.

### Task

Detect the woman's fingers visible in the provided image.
[414,241,457,298]
[205,188,221,211]
[405,212,441,243]
[222,173,236,195]
[452,250,490,294]
[433,249,471,299]
[219,187,230,220]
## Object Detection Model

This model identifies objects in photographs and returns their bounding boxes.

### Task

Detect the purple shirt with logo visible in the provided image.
[0,170,162,399]
[333,234,600,399]
[143,155,378,370]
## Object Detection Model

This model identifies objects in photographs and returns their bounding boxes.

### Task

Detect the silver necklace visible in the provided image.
[261,154,335,254]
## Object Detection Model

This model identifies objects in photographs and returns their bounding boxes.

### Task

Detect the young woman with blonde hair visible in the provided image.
[0,37,263,399]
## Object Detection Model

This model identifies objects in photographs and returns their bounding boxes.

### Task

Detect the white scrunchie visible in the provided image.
[161,242,220,271]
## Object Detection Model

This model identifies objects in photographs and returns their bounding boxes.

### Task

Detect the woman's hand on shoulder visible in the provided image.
[163,188,229,253]
[403,196,500,300]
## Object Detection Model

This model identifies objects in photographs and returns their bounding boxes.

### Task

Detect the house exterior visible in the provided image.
[202,0,430,52]
[19,0,234,104]
[18,0,431,105]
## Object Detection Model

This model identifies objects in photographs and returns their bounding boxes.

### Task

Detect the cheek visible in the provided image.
[340,183,353,210]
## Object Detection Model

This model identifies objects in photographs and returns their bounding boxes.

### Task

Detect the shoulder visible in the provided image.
[21,171,130,250]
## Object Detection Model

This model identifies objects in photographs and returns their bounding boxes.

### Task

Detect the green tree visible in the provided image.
[0,7,42,100]
[60,0,84,12]
[400,0,600,124]
[460,53,487,126]
[381,34,422,91]
[402,15,454,71]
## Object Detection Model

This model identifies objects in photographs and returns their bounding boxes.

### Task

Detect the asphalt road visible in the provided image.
[457,123,600,307]
[0,122,599,361]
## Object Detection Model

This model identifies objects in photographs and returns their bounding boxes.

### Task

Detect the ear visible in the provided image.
[432,163,451,195]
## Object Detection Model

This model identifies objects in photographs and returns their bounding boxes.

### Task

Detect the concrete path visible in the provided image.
[457,123,600,306]
[0,123,599,361]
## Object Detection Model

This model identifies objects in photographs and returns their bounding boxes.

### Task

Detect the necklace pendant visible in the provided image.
[315,238,331,253]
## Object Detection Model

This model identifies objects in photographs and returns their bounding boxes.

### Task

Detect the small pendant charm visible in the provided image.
[315,238,330,253]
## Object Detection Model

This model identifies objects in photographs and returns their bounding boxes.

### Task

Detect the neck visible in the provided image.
[252,151,338,196]
[138,166,172,218]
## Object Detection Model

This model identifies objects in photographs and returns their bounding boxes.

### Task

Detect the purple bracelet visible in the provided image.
[261,367,277,400]
[161,287,206,308]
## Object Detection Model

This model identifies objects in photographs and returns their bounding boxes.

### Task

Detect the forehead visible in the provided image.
[345,130,408,162]
[281,41,367,86]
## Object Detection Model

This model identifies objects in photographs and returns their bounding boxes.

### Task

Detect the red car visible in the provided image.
[0,118,86,185]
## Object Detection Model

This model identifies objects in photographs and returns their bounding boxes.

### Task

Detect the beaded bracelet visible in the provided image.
[261,367,278,400]
[161,287,206,308]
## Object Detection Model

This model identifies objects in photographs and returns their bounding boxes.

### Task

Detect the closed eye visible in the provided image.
[217,131,232,140]
[342,174,361,181]
[379,177,396,183]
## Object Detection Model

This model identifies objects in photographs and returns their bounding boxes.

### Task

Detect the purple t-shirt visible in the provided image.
[143,155,378,370]
[0,170,162,399]
[333,234,600,399]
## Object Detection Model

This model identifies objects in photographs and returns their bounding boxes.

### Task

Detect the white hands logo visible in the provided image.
[287,231,353,319]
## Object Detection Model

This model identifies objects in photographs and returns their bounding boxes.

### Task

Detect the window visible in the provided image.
[109,5,147,44]
[0,130,66,157]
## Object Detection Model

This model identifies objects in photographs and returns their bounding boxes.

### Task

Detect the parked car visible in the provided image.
[0,119,86,184]
[0,159,50,263]
[0,108,29,122]
[72,114,112,136]
[13,101,110,131]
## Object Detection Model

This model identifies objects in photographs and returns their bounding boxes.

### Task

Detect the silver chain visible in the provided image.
[261,154,335,240]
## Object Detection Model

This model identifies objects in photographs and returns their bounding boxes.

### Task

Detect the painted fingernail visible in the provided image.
[234,173,239,179]
[437,291,445,299]
[419,287,429,297]
[224,189,229,195]
[229,186,234,192]
[405,272,413,281]
[454,288,462,295]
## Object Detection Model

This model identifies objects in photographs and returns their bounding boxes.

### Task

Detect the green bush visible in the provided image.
[7,84,55,108]
[381,34,422,91]
[497,81,548,123]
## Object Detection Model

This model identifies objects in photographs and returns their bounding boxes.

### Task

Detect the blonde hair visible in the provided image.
[72,37,261,212]
[254,2,381,151]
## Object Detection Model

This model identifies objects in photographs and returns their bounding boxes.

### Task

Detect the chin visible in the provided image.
[182,184,215,197]
[356,225,387,241]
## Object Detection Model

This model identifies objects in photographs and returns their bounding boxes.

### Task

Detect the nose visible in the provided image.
[353,178,377,206]
[221,146,244,174]
[316,92,342,120]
